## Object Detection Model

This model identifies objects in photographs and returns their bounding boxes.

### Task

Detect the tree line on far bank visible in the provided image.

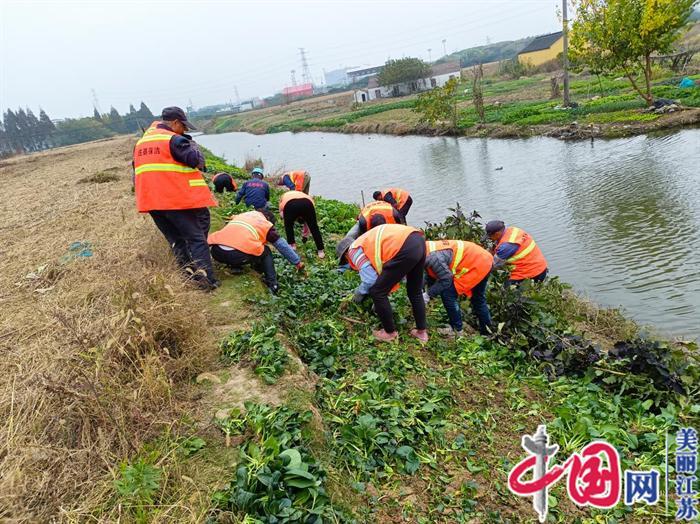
[0,102,155,158]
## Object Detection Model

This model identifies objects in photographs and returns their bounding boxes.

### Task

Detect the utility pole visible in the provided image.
[290,69,297,86]
[562,0,571,106]
[427,48,432,62]
[234,86,240,105]
[442,39,447,57]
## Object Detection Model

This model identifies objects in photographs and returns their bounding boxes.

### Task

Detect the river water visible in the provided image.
[198,129,700,339]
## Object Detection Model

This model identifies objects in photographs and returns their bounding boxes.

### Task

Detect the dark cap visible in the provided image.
[482,220,505,242]
[336,236,354,264]
[485,220,506,235]
[484,220,506,238]
[161,106,197,130]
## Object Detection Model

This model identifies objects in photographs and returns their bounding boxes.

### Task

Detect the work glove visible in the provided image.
[352,291,367,304]
[423,292,431,305]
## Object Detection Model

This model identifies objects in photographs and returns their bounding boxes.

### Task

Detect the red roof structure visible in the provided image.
[282,83,314,97]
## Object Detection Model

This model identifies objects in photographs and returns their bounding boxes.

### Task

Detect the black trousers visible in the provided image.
[210,244,277,287]
[399,196,413,219]
[505,268,548,287]
[283,199,324,250]
[213,174,235,193]
[369,231,427,333]
[149,208,215,282]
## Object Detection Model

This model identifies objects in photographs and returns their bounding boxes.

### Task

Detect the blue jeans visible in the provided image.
[469,273,492,335]
[439,282,464,331]
[439,273,492,334]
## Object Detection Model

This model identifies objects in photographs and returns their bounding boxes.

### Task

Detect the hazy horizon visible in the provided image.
[0,0,562,120]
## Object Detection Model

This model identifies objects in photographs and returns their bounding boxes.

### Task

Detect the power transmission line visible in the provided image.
[299,48,312,84]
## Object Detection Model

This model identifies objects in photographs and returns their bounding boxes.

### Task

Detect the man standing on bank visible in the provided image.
[133,106,219,290]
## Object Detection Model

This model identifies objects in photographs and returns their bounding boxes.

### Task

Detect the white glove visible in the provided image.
[423,292,431,305]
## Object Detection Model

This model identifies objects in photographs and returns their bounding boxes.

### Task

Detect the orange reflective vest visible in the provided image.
[359,201,398,227]
[133,121,217,212]
[425,240,493,297]
[213,172,238,190]
[496,226,547,281]
[349,224,422,274]
[380,187,409,209]
[207,211,272,256]
[279,190,313,213]
[288,170,307,191]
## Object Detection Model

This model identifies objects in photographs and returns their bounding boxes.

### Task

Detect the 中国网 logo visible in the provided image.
[507,424,698,521]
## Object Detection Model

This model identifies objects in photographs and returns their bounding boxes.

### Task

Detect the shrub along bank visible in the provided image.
[191,152,699,523]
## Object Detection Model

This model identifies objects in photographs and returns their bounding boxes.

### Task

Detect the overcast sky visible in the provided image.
[0,0,562,119]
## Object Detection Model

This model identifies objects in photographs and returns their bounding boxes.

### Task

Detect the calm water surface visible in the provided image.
[198,129,700,339]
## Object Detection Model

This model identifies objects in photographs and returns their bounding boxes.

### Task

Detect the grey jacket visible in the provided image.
[425,249,455,297]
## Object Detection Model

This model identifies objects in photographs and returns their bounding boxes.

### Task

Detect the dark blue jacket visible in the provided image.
[281,174,295,190]
[235,179,270,208]
[156,123,205,169]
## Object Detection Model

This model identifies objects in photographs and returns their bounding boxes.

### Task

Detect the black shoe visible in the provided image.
[267,283,279,295]
[191,276,220,292]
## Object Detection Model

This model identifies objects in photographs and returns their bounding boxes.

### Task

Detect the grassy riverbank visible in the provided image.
[1,138,698,522]
[201,70,700,140]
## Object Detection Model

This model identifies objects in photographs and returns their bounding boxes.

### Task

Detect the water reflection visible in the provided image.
[198,129,700,338]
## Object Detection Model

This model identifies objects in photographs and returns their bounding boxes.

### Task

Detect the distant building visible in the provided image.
[324,67,351,87]
[282,83,314,102]
[347,65,384,84]
[517,31,563,66]
[354,62,462,103]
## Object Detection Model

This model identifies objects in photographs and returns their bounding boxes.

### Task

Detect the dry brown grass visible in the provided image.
[0,137,218,521]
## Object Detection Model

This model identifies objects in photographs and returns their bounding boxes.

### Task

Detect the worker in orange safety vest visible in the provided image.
[278,170,311,194]
[212,172,237,193]
[484,220,548,286]
[344,200,404,241]
[279,191,325,258]
[373,187,412,220]
[133,106,219,290]
[207,210,303,294]
[424,240,493,336]
[336,224,428,343]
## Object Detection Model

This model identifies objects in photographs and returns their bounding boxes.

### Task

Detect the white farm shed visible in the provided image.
[354,62,462,103]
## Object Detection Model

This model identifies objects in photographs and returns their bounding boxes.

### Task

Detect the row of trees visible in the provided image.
[0,102,155,157]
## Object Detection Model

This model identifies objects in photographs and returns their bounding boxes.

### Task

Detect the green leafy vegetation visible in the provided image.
[188,153,700,521]
[212,402,349,523]
[221,325,289,384]
[114,458,162,522]
[266,100,418,133]
[414,77,459,129]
